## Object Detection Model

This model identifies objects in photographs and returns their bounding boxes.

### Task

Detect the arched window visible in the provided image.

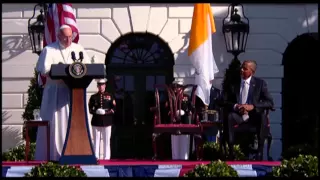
[105,32,174,68]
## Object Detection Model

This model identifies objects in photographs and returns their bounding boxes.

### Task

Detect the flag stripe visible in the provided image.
[53,4,60,42]
[43,3,79,51]
[188,4,216,56]
[62,4,75,14]
[37,3,79,87]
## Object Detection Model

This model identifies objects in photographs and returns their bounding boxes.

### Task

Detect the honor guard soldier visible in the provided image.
[88,78,116,160]
[167,79,194,160]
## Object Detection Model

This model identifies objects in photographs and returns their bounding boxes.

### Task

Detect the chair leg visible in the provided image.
[194,134,203,161]
[267,133,273,161]
[257,135,265,161]
[220,133,228,160]
[152,133,159,160]
[257,146,264,161]
[189,135,194,160]
[218,137,223,158]
[46,124,50,161]
[25,126,30,162]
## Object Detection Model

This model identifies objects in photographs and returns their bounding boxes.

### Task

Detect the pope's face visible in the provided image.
[58,28,73,48]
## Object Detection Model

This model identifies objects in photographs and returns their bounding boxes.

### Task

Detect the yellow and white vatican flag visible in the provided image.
[188,3,219,105]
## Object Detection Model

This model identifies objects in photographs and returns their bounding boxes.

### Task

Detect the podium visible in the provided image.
[50,63,105,164]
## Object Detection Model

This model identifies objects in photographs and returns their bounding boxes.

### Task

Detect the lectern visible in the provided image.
[50,63,105,164]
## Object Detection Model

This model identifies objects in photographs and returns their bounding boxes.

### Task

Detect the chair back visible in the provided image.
[153,84,198,124]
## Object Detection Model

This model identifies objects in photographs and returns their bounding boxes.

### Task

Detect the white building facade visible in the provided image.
[2,3,318,160]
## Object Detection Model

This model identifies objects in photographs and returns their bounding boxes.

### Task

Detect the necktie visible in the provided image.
[241,81,248,104]
[241,81,249,121]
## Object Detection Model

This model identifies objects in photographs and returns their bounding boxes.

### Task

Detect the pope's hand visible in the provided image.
[96,108,105,115]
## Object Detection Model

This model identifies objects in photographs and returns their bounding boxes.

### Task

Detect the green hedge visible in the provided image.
[184,160,238,177]
[2,143,36,161]
[24,162,87,177]
[281,144,317,160]
[203,142,246,161]
[272,154,318,177]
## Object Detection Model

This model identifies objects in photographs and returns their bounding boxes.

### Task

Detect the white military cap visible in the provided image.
[173,79,183,85]
[96,78,107,84]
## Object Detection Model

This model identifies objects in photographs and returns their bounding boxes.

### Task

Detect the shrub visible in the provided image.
[272,154,318,177]
[24,162,87,177]
[203,142,246,161]
[184,160,238,177]
[22,68,43,143]
[22,69,42,121]
[281,144,317,160]
[2,143,36,161]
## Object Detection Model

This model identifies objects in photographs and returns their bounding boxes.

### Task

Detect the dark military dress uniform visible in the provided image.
[89,92,115,127]
[88,83,116,160]
[180,94,193,124]
[166,88,193,124]
[169,81,193,160]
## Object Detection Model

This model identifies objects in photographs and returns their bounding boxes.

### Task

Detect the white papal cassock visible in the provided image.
[35,41,91,161]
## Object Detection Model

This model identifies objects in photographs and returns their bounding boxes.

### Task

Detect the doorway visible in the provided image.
[282,33,319,150]
[105,33,174,159]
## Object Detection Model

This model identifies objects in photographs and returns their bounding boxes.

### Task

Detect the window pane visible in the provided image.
[146,76,155,91]
[156,76,165,84]
[115,75,124,89]
[114,75,124,98]
[125,76,134,91]
[156,76,165,91]
[108,33,173,65]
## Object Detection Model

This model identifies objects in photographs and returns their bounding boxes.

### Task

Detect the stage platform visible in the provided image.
[2,160,280,177]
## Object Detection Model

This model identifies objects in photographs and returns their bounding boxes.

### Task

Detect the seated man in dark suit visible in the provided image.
[224,60,274,160]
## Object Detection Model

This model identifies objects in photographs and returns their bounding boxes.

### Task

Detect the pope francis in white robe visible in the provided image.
[35,25,91,161]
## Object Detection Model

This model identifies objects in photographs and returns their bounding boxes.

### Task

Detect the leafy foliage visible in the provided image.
[22,68,43,142]
[24,162,87,177]
[2,143,36,161]
[203,142,246,161]
[22,68,43,121]
[281,144,317,160]
[221,58,241,157]
[222,58,241,94]
[272,155,318,177]
[184,160,238,177]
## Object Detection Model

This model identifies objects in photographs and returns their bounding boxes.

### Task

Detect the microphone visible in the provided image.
[71,51,76,61]
[79,52,84,60]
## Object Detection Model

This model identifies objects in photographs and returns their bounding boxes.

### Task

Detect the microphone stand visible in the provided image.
[71,52,84,63]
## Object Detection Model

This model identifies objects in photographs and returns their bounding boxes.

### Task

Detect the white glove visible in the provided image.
[242,114,249,121]
[176,110,185,116]
[95,108,105,115]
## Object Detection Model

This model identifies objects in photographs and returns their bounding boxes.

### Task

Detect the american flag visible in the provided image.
[38,3,79,87]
